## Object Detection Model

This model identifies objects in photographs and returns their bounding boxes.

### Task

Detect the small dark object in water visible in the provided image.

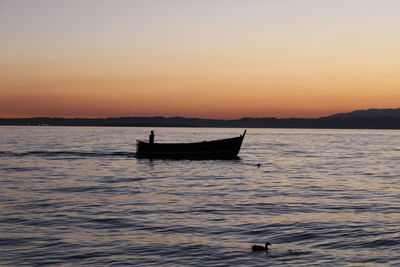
[257,163,261,168]
[252,242,271,252]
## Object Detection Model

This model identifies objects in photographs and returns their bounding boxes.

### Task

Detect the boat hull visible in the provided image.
[136,131,246,159]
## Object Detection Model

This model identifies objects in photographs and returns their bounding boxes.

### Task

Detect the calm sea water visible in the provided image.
[1,126,400,266]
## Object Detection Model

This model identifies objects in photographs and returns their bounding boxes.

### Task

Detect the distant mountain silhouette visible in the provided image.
[326,108,400,118]
[1,109,400,129]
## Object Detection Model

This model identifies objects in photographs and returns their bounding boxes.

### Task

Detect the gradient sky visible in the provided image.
[1,0,400,119]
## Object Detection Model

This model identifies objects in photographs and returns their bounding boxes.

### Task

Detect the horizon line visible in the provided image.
[2,108,399,121]
[0,115,331,120]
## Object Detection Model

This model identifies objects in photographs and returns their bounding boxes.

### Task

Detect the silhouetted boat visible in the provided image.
[136,130,246,159]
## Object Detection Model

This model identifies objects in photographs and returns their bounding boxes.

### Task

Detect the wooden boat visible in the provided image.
[136,130,246,159]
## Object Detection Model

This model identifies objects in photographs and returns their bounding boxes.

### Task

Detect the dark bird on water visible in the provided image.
[252,242,271,252]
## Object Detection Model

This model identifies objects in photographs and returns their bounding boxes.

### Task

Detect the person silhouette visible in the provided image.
[149,130,155,144]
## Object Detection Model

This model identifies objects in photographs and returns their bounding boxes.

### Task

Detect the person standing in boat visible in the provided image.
[149,130,155,144]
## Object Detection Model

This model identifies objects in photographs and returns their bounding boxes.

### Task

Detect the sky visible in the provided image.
[1,0,400,119]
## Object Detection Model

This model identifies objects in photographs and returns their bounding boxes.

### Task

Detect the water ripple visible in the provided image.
[1,127,400,266]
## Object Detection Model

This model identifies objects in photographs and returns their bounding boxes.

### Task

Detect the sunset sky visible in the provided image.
[1,0,400,119]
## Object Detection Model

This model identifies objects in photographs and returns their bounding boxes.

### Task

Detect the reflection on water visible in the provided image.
[1,126,400,266]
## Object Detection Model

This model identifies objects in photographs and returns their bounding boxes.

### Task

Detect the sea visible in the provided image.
[1,126,400,266]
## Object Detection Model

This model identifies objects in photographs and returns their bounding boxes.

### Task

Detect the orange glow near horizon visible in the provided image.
[1,1,400,119]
